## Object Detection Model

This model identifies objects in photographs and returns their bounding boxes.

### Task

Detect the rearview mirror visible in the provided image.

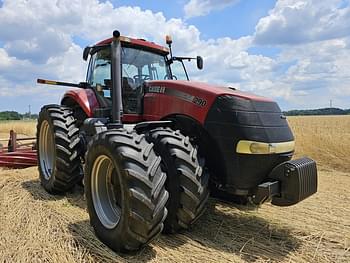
[197,56,203,70]
[83,46,91,61]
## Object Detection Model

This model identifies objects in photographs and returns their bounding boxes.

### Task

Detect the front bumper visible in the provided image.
[252,157,318,206]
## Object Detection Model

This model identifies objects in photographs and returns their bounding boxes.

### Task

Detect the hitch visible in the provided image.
[252,181,280,205]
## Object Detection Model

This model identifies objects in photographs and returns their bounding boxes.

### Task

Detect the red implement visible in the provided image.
[0,150,37,168]
[0,130,37,169]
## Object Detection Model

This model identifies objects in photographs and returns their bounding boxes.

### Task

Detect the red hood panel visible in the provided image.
[143,80,274,124]
[147,80,273,102]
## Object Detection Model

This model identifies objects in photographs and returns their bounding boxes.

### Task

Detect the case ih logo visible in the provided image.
[148,86,166,94]
[147,86,207,107]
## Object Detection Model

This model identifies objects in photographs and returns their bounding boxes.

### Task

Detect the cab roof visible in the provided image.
[96,36,169,55]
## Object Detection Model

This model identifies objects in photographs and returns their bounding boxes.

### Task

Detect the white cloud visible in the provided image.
[254,0,350,45]
[246,0,350,109]
[0,0,268,102]
[184,0,239,19]
[276,42,350,108]
[0,0,349,112]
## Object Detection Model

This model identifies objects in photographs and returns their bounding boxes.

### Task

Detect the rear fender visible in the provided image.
[61,89,99,118]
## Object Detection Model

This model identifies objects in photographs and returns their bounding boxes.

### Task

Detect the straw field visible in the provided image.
[0,120,37,150]
[0,120,36,137]
[288,116,350,173]
[0,116,349,262]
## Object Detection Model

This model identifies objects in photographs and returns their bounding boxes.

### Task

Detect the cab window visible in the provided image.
[87,46,170,114]
[90,49,111,90]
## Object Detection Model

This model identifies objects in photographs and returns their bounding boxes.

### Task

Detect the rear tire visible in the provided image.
[84,129,168,252]
[37,104,82,194]
[146,127,209,233]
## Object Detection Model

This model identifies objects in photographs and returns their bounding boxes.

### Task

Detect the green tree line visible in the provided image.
[0,111,38,120]
[284,108,350,116]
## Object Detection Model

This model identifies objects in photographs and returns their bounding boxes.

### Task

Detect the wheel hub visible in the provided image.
[91,155,121,229]
[39,120,55,180]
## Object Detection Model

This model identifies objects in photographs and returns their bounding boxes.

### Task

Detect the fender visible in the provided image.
[61,89,99,117]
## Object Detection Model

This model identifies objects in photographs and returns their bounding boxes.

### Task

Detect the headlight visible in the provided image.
[236,140,295,154]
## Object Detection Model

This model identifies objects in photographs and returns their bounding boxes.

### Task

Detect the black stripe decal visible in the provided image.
[146,86,207,107]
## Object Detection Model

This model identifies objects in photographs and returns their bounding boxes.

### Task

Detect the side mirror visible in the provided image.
[197,56,203,70]
[83,46,91,61]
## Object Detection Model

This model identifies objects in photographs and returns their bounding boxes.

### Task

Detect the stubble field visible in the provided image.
[0,116,349,262]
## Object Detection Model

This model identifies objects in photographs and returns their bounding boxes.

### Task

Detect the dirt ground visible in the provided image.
[0,165,349,263]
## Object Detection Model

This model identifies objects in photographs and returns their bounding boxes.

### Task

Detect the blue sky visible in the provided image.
[104,0,276,40]
[0,0,350,113]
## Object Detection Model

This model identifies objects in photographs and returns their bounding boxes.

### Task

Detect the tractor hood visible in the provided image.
[144,80,280,125]
[146,80,273,104]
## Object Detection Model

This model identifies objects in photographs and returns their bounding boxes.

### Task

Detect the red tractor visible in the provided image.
[37,31,317,252]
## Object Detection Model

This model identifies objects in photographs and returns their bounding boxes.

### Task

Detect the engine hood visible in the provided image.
[146,80,273,103]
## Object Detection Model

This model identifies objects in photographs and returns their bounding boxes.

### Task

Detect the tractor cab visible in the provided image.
[83,35,202,114]
[84,37,186,114]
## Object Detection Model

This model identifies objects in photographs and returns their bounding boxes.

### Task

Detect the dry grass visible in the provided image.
[0,168,349,263]
[0,116,349,262]
[0,120,37,149]
[0,120,37,138]
[288,115,350,173]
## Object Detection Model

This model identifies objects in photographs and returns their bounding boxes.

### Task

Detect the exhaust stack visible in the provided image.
[111,30,123,124]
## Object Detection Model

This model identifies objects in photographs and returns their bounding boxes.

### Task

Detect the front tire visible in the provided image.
[147,127,209,233]
[84,129,168,252]
[37,104,82,194]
